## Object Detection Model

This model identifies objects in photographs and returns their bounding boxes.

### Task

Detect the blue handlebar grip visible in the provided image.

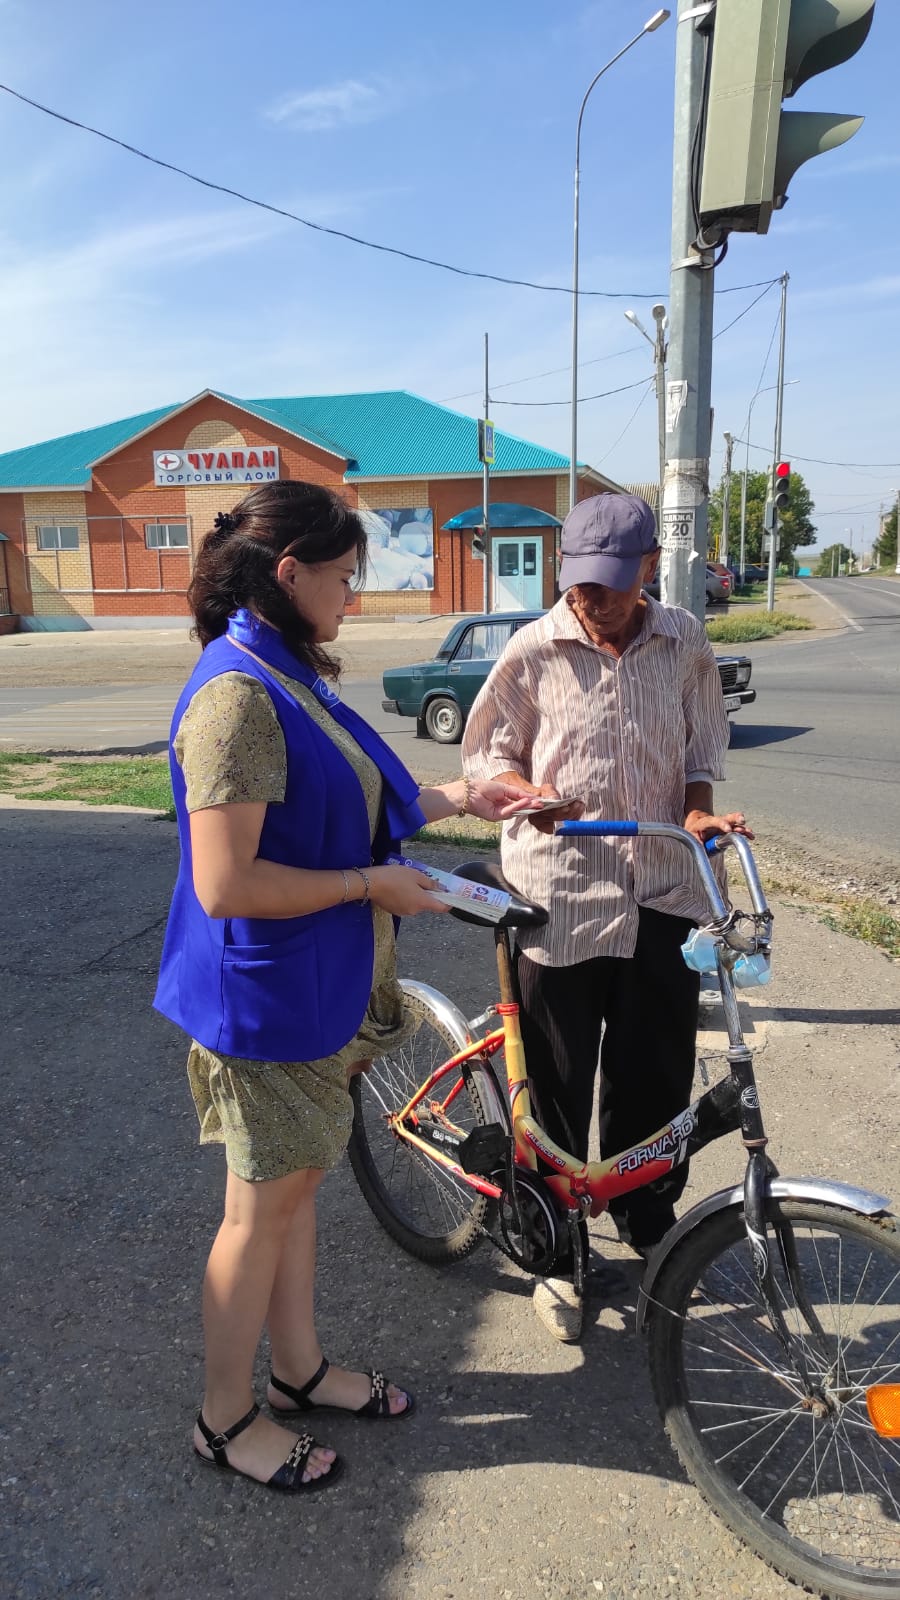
[557,820,639,837]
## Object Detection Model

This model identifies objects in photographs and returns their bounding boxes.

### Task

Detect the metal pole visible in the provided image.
[895,487,900,576]
[569,17,670,513]
[652,304,667,536]
[483,332,491,614]
[766,271,789,612]
[661,0,715,621]
[738,469,748,586]
[720,431,733,569]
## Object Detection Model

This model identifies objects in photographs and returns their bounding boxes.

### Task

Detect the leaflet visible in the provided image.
[385,854,511,922]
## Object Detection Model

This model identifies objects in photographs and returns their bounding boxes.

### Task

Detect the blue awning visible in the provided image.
[441,502,562,531]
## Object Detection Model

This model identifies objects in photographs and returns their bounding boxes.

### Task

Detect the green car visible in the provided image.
[382,610,756,744]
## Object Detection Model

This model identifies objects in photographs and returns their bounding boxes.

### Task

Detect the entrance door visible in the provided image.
[491,537,542,611]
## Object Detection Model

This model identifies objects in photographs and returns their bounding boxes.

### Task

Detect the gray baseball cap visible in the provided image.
[558,493,658,593]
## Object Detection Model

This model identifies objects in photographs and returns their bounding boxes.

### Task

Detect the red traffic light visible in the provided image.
[773,460,791,510]
[775,461,790,479]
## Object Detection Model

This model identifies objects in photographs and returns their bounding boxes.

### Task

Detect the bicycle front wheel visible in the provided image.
[647,1199,900,1600]
[347,982,497,1265]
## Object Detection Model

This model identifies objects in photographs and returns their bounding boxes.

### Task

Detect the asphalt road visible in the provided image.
[1,580,897,878]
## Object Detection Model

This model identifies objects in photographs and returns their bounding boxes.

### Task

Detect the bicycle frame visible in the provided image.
[390,823,766,1221]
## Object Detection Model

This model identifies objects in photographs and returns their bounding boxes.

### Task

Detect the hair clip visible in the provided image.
[214,511,237,533]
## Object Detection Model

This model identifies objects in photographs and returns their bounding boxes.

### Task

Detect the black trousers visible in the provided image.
[515,908,700,1251]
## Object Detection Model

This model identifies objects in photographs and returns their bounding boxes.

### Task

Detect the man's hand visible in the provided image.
[493,772,586,835]
[684,808,754,843]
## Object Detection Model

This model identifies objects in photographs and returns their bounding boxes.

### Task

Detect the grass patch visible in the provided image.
[822,901,900,961]
[411,816,500,852]
[0,752,174,816]
[706,610,813,644]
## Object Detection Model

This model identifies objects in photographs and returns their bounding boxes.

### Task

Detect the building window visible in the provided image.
[145,523,189,550]
[37,525,80,551]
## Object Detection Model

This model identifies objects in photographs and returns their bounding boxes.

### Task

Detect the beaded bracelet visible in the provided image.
[457,776,472,818]
[350,866,371,907]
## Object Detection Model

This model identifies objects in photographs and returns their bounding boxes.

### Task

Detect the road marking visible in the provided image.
[796,580,863,632]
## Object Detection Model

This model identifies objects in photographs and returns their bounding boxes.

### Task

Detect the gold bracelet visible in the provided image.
[457,776,472,818]
[339,869,351,905]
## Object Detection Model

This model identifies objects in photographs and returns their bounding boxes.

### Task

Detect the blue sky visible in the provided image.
[2,0,898,554]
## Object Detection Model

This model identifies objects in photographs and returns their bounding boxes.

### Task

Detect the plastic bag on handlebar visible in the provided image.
[681,929,772,987]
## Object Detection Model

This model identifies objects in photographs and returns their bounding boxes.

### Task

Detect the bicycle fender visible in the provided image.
[636,1176,893,1334]
[398,978,510,1131]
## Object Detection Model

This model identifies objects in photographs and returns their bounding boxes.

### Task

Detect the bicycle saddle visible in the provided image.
[450,859,549,930]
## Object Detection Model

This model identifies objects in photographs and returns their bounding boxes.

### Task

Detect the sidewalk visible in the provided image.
[2,806,897,1600]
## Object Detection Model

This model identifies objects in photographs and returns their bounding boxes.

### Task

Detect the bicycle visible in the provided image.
[348,820,900,1600]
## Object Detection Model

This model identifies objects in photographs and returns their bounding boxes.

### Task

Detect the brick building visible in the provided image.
[0,389,621,630]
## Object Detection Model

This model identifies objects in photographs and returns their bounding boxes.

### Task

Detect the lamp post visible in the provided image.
[624,303,667,533]
[569,9,670,512]
[895,488,900,575]
[738,379,799,587]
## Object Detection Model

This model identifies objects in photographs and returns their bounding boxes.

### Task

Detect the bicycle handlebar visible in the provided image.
[556,819,770,933]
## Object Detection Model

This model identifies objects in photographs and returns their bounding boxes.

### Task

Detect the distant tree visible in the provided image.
[873,505,897,567]
[708,466,816,564]
[814,543,852,577]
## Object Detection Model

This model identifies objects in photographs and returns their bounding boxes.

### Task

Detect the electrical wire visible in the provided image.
[441,343,641,402]
[0,80,780,302]
[595,381,655,463]
[493,376,651,408]
[733,435,900,470]
[712,279,775,339]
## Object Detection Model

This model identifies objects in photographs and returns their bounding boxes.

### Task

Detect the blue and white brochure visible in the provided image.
[385,854,511,921]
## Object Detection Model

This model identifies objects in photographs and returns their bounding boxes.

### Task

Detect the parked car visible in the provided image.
[382,611,755,744]
[642,565,731,603]
[729,563,768,585]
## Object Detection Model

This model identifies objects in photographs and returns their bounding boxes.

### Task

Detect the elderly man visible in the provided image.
[462,493,749,1342]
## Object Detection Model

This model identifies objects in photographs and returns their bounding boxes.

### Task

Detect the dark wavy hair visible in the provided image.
[188,481,367,679]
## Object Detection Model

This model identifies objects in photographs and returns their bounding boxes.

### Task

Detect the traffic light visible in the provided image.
[472,531,486,558]
[773,461,791,511]
[698,0,876,239]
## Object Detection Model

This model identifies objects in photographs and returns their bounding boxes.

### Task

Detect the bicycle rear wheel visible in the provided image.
[647,1199,900,1600]
[347,982,497,1265]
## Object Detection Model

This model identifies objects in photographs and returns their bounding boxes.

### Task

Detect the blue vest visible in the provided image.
[154,616,426,1061]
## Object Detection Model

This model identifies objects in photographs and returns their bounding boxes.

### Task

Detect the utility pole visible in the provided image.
[661,0,715,621]
[482,332,491,614]
[720,431,733,569]
[738,470,748,587]
[652,304,668,535]
[895,488,900,576]
[766,271,788,612]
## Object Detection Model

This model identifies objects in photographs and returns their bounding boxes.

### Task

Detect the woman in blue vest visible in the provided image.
[155,480,527,1496]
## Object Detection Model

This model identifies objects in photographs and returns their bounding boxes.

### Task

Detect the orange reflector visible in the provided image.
[866,1384,900,1437]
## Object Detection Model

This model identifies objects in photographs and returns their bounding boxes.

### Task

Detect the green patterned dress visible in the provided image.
[174,662,414,1181]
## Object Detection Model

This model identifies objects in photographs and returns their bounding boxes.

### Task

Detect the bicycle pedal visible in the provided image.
[458,1123,511,1175]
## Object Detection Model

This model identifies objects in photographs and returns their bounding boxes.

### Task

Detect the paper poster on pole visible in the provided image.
[661,506,695,551]
[665,379,689,434]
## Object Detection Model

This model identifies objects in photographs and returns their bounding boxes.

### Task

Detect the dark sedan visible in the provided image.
[382,611,755,744]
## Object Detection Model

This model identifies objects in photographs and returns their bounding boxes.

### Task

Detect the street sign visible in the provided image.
[478,419,495,466]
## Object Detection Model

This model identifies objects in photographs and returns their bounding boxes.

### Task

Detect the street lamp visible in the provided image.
[569,9,671,512]
[624,304,667,534]
[736,379,799,586]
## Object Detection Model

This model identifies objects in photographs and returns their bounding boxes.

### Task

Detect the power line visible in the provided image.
[595,382,655,464]
[493,376,651,408]
[734,435,900,470]
[442,343,641,402]
[447,279,778,406]
[0,80,780,302]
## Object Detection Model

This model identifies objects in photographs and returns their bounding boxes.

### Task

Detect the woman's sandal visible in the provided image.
[194,1401,344,1493]
[269,1357,415,1420]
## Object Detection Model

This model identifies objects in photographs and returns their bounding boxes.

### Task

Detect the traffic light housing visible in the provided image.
[773,461,791,511]
[472,531,486,558]
[698,0,875,239]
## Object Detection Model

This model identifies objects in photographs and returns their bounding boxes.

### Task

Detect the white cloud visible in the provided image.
[264,79,385,133]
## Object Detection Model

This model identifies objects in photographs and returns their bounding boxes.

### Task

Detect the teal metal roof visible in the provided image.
[0,390,569,490]
[0,404,179,488]
[248,391,570,478]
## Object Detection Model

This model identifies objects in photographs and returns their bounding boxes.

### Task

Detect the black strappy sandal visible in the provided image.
[269,1357,415,1421]
[195,1401,344,1493]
